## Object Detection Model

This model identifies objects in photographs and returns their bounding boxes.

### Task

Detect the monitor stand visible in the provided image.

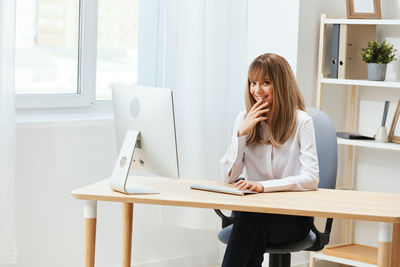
[109,130,159,194]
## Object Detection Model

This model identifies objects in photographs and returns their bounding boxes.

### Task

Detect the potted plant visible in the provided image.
[360,40,397,81]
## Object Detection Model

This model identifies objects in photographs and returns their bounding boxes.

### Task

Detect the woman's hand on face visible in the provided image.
[238,100,269,137]
[235,180,264,193]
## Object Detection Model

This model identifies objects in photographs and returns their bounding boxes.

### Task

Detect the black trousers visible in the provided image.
[222,212,312,267]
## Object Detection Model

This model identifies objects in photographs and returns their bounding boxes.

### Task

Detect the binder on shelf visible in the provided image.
[337,25,376,79]
[330,24,340,79]
[338,24,347,79]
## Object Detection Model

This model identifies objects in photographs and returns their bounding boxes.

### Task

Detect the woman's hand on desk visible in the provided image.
[235,180,264,193]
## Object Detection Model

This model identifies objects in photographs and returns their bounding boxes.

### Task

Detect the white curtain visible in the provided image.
[0,0,17,264]
[163,0,248,180]
[159,0,247,229]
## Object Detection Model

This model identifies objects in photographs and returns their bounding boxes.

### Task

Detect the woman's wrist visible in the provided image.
[237,129,247,137]
[257,183,264,193]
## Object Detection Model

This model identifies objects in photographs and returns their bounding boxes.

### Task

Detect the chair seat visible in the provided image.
[218,225,317,253]
[265,230,316,253]
[218,224,233,244]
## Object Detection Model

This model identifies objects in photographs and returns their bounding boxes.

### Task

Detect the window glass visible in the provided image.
[15,0,80,94]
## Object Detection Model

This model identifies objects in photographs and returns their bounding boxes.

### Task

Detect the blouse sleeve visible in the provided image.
[260,117,319,192]
[220,112,247,183]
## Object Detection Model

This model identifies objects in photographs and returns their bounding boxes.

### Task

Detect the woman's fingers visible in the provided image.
[237,183,249,190]
[235,180,245,189]
[255,108,269,117]
[235,180,246,190]
[239,102,269,137]
[235,180,259,191]
[256,116,268,122]
[253,101,269,113]
[249,184,262,192]
[250,100,263,112]
[235,180,244,186]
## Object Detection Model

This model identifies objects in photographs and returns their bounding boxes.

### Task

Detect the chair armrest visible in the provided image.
[214,209,235,228]
[305,218,333,251]
[324,217,333,233]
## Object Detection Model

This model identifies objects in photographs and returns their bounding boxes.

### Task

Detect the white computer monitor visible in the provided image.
[109,84,180,194]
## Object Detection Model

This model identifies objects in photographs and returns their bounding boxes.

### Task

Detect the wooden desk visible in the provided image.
[71,176,400,267]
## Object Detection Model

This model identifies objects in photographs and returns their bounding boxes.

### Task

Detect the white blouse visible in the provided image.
[220,110,319,192]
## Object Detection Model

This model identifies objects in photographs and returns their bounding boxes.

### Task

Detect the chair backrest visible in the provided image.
[306,108,338,189]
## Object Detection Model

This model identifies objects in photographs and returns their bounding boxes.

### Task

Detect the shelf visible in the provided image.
[321,78,400,88]
[313,252,376,267]
[324,18,400,25]
[337,137,400,151]
[320,244,377,266]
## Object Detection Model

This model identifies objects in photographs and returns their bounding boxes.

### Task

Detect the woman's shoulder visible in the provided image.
[296,109,313,124]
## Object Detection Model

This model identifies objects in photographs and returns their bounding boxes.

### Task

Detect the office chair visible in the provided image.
[215,108,338,267]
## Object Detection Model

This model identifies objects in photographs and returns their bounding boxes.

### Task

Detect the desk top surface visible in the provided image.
[71,176,400,223]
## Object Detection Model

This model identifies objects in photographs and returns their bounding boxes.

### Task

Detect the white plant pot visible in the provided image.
[376,126,388,143]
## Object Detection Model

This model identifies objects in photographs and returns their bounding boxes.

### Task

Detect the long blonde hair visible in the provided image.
[245,53,305,146]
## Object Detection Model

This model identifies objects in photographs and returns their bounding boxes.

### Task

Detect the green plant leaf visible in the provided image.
[360,40,398,64]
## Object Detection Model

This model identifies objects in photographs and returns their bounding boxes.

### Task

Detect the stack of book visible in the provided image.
[330,24,376,79]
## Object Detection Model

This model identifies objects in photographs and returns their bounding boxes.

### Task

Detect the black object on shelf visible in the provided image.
[336,132,375,140]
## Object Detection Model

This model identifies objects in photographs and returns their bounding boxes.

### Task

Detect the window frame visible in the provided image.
[137,0,164,87]
[15,0,160,109]
[15,0,97,109]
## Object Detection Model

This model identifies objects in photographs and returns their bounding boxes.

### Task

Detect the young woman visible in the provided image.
[220,53,319,266]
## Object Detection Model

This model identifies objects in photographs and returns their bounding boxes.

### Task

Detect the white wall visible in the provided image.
[246,0,300,72]
[296,0,346,107]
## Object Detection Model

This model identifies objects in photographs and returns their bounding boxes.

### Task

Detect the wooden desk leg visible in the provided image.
[84,200,97,267]
[122,203,133,267]
[378,223,392,267]
[308,252,315,267]
[391,223,400,267]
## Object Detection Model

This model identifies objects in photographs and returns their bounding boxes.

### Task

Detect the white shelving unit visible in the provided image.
[324,18,400,25]
[321,78,400,88]
[310,14,400,267]
[337,137,400,152]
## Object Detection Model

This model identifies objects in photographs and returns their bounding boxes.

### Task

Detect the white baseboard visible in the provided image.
[293,259,342,267]
[132,251,218,267]
[292,261,341,267]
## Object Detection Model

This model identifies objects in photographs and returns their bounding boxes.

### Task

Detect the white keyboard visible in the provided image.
[190,184,259,196]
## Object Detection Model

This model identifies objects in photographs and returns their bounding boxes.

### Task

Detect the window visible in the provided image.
[15,0,79,95]
[15,0,94,108]
[15,0,140,108]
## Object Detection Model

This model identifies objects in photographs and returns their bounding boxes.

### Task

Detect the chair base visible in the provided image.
[269,253,291,267]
